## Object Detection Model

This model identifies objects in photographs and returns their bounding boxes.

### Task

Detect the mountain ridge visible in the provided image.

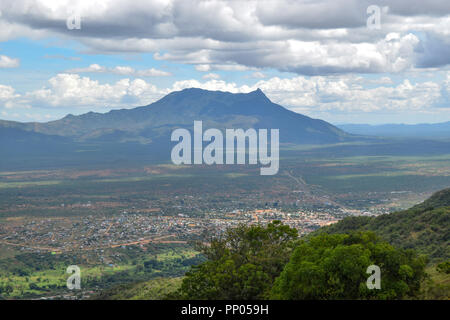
[0,88,351,144]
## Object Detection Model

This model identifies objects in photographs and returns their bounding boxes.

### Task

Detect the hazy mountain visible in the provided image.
[0,88,350,144]
[337,122,450,139]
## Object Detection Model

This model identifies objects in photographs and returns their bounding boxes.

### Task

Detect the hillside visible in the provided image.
[0,88,350,144]
[93,195,450,300]
[315,188,450,260]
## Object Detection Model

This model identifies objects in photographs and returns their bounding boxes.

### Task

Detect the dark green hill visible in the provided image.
[411,188,450,210]
[314,188,450,261]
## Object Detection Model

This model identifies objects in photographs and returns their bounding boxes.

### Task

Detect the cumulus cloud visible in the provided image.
[0,1,449,123]
[0,55,20,68]
[66,64,171,77]
[0,84,18,101]
[23,73,161,108]
[166,74,447,118]
[230,33,421,75]
[0,84,23,109]
[0,0,449,75]
[1,73,447,117]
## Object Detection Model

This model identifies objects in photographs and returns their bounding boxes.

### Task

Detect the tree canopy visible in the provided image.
[271,232,428,300]
[171,221,428,300]
[172,220,298,299]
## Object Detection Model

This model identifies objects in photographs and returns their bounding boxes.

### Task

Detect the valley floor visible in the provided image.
[1,149,449,299]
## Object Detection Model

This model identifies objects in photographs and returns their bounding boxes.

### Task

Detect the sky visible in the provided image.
[0,0,449,124]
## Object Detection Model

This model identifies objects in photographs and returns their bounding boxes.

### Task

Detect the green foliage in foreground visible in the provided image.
[271,232,427,300]
[314,189,450,261]
[93,277,183,300]
[169,221,298,299]
[170,222,428,300]
[437,261,450,274]
[419,263,450,300]
[99,190,450,300]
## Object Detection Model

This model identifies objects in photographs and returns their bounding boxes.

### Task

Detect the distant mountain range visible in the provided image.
[0,88,350,145]
[337,122,450,138]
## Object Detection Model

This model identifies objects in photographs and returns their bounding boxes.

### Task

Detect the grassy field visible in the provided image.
[0,244,200,299]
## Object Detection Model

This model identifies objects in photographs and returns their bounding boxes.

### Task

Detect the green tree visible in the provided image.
[172,221,298,299]
[270,232,427,300]
[436,261,450,274]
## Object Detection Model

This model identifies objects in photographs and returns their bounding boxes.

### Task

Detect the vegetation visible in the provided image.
[419,263,450,300]
[437,261,450,274]
[169,221,298,299]
[168,222,430,300]
[271,232,427,300]
[315,188,450,261]
[1,157,449,300]
[72,188,450,300]
[0,245,201,299]
[93,277,183,300]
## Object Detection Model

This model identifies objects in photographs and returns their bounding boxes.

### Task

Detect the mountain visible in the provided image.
[0,88,350,145]
[314,188,450,261]
[337,122,450,139]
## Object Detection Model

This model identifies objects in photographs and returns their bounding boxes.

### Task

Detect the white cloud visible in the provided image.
[134,68,171,77]
[1,0,448,75]
[202,73,220,80]
[0,55,19,68]
[195,64,211,72]
[251,72,267,79]
[192,63,256,72]
[164,75,446,117]
[254,76,444,116]
[0,84,25,110]
[0,84,20,102]
[1,71,448,123]
[24,73,161,108]
[367,76,393,85]
[66,64,171,77]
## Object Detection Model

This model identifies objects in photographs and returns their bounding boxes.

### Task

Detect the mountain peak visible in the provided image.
[1,87,350,145]
[248,88,269,100]
[159,87,273,106]
[170,87,267,97]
